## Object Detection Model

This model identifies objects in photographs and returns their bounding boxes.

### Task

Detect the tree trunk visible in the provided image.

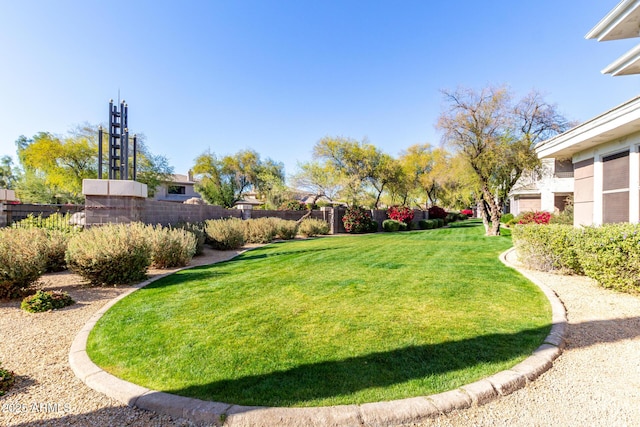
[478,188,502,236]
[296,193,323,224]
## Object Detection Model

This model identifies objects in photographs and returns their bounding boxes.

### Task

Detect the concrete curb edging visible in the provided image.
[69,246,567,427]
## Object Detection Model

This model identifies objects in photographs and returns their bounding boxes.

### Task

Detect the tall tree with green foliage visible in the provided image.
[192,149,284,208]
[0,156,18,189]
[312,136,393,207]
[13,126,173,203]
[438,85,570,235]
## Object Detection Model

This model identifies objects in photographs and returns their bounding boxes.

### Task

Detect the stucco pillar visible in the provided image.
[82,179,148,226]
[630,145,640,224]
[593,157,604,226]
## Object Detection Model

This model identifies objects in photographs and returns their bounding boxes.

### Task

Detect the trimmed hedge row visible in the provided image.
[512,223,640,293]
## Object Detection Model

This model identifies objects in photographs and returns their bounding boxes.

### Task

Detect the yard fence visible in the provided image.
[0,203,84,228]
[1,198,431,234]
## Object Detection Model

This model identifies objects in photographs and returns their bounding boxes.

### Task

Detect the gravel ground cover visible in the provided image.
[1,244,640,426]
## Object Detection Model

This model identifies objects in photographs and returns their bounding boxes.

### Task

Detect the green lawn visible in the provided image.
[87,220,551,407]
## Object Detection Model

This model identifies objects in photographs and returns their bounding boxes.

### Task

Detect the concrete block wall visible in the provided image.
[84,195,146,226]
[142,200,241,226]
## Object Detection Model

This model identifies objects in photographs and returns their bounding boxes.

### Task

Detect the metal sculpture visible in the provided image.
[98,99,137,180]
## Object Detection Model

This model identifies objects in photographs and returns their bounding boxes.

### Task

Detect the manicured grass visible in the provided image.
[87,220,550,407]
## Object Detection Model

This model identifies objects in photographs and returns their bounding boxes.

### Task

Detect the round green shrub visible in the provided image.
[21,290,75,313]
[382,219,401,232]
[574,223,640,292]
[435,218,445,228]
[512,224,583,274]
[500,213,515,224]
[146,225,197,268]
[0,362,15,396]
[298,218,330,237]
[275,219,299,240]
[0,228,48,299]
[66,223,152,286]
[205,218,246,250]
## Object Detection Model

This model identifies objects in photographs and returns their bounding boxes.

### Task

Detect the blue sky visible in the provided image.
[1,1,639,179]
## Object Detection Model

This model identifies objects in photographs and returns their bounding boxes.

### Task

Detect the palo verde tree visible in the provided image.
[14,126,173,203]
[438,85,570,235]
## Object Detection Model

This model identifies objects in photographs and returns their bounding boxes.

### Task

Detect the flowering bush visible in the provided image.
[21,290,75,313]
[342,206,374,233]
[428,205,447,219]
[387,206,414,226]
[517,211,552,225]
[460,209,473,217]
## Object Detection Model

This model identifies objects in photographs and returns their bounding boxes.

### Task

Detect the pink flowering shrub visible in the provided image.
[517,211,552,225]
[428,205,447,219]
[387,206,414,225]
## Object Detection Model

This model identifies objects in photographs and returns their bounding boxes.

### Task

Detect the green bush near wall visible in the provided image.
[513,222,640,293]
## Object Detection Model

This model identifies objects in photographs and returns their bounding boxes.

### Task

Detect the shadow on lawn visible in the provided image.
[165,325,551,407]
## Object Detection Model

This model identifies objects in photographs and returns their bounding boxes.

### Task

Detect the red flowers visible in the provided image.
[387,206,414,224]
[517,211,551,225]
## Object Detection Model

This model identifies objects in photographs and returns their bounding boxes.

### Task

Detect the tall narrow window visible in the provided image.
[602,151,629,223]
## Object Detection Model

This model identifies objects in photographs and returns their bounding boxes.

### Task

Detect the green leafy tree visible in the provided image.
[16,132,97,203]
[192,149,284,208]
[312,136,392,207]
[14,126,173,203]
[0,156,18,189]
[437,85,570,235]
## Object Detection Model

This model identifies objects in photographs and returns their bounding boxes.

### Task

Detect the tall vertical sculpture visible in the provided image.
[98,99,137,180]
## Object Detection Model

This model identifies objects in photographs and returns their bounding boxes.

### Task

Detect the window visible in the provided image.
[602,151,629,223]
[168,185,186,195]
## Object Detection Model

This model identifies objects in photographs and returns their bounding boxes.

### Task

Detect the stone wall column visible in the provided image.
[82,179,148,226]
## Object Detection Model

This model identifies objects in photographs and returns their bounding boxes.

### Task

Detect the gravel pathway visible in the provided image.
[2,246,640,426]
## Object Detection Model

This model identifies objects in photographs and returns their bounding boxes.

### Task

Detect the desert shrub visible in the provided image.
[275,218,299,240]
[298,218,330,237]
[243,217,279,243]
[0,228,48,299]
[66,223,151,286]
[575,223,640,292]
[501,213,515,224]
[45,230,72,272]
[382,219,401,232]
[146,225,197,268]
[512,224,583,274]
[174,222,206,255]
[342,206,374,233]
[428,205,447,220]
[21,290,75,313]
[0,362,14,396]
[516,211,552,225]
[279,200,306,211]
[205,218,246,250]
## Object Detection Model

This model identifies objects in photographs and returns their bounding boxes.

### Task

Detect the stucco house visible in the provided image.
[151,172,202,203]
[508,158,574,216]
[534,0,640,226]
